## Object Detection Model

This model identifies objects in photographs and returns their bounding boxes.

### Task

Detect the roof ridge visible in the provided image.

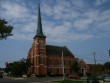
[64,46,75,56]
[46,44,65,48]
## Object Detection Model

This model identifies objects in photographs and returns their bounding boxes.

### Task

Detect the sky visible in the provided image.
[0,0,110,68]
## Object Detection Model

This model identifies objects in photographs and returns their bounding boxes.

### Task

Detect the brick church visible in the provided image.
[28,1,87,76]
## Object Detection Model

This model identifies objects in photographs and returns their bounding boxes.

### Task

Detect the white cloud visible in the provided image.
[10,32,34,40]
[95,0,108,5]
[1,0,110,43]
[70,0,86,8]
[1,1,29,19]
[43,21,72,43]
[21,23,37,33]
[0,0,37,41]
[94,9,110,36]
[72,9,99,31]
[70,33,94,41]
[41,0,110,42]
[45,22,71,37]
[42,3,53,16]
[43,20,94,43]
[41,0,81,21]
[97,20,110,30]
[55,0,71,8]
[83,10,99,20]
[73,18,93,31]
[54,5,64,15]
[97,9,110,23]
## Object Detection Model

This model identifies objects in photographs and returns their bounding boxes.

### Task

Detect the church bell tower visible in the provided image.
[30,0,47,76]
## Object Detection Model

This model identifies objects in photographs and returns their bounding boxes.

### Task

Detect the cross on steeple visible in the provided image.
[34,0,46,38]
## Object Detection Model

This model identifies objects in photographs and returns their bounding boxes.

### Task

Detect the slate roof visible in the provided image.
[46,45,75,57]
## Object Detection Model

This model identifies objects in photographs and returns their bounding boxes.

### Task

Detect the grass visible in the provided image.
[53,79,84,83]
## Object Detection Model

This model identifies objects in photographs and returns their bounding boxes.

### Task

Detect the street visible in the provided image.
[0,77,62,83]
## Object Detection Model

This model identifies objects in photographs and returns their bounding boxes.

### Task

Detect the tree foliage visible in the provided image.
[104,62,110,73]
[0,18,13,40]
[71,60,80,73]
[5,58,31,77]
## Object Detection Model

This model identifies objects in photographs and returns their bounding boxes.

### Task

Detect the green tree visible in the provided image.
[104,62,110,74]
[0,18,13,40]
[71,60,80,74]
[5,58,31,77]
[11,62,22,77]
[5,63,13,74]
[20,58,31,74]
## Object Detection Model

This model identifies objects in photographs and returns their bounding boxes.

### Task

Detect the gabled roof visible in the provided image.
[46,45,75,57]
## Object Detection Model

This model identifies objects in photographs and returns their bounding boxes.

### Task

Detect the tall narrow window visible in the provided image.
[39,40,44,49]
[57,58,59,65]
[57,69,59,74]
[49,69,53,75]
[70,60,71,66]
[64,59,66,65]
[39,54,43,64]
[49,58,52,65]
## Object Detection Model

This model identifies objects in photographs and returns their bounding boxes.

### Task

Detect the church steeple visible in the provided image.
[34,0,46,38]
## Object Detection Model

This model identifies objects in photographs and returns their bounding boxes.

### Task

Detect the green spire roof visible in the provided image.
[34,0,46,38]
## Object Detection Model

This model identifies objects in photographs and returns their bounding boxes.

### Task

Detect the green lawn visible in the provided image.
[53,79,84,83]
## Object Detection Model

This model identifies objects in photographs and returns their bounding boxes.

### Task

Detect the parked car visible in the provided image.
[103,75,110,83]
[31,74,36,77]
[98,74,110,80]
[22,74,27,78]
[67,74,79,79]
[87,75,99,83]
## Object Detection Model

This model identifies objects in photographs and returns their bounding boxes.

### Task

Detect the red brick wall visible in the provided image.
[28,37,75,76]
[28,37,47,76]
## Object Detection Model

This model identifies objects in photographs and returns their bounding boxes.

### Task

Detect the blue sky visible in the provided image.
[0,0,110,68]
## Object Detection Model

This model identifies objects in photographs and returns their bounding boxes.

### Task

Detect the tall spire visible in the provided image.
[34,0,46,38]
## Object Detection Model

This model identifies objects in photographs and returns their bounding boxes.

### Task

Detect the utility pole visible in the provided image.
[62,51,65,80]
[108,50,110,57]
[93,52,97,76]
[93,52,96,65]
